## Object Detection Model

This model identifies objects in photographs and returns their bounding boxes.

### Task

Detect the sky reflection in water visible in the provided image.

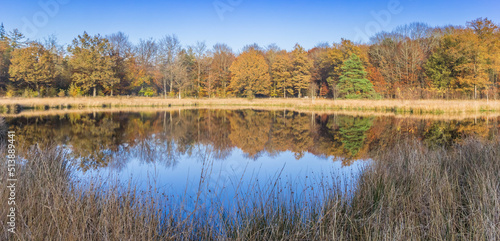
[5,109,499,209]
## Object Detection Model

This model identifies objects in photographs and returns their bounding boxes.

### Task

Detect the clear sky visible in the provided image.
[0,0,498,51]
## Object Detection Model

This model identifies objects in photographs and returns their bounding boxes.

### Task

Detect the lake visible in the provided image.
[3,109,500,211]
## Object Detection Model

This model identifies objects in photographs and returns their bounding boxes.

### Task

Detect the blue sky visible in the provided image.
[0,0,498,51]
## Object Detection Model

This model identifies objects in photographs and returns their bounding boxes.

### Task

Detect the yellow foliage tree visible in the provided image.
[271,50,293,98]
[68,32,118,97]
[9,42,55,96]
[229,49,270,97]
[291,44,312,98]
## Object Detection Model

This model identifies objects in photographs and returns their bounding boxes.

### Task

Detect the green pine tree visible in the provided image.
[337,54,375,99]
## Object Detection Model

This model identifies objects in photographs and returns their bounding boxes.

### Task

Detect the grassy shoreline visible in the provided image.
[1,105,500,121]
[1,138,499,240]
[1,97,500,114]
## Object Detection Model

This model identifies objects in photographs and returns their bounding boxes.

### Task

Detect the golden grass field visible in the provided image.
[1,97,500,114]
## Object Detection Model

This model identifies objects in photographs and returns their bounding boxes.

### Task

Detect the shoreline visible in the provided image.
[1,97,500,114]
[1,105,500,121]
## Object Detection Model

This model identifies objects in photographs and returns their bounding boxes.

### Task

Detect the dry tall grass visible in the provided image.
[343,138,500,240]
[1,138,499,240]
[1,97,500,114]
[1,106,500,121]
[0,117,5,140]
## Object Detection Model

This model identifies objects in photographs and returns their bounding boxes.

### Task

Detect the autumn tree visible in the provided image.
[43,35,71,93]
[108,32,133,95]
[173,48,195,99]
[323,46,343,98]
[322,39,367,98]
[264,44,281,97]
[158,35,181,97]
[0,23,5,40]
[308,43,330,97]
[68,32,118,97]
[199,54,213,97]
[0,26,27,94]
[135,38,158,69]
[8,29,26,49]
[229,49,270,97]
[9,42,56,96]
[242,43,263,52]
[369,23,437,99]
[425,21,497,99]
[210,43,234,97]
[468,18,500,100]
[0,24,11,92]
[425,30,458,98]
[271,50,293,97]
[337,54,375,99]
[192,41,207,96]
[132,38,158,95]
[449,28,489,99]
[291,44,312,98]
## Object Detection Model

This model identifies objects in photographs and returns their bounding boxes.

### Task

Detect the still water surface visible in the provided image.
[4,109,499,209]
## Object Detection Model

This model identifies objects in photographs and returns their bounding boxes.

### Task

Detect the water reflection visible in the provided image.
[4,109,499,211]
[5,109,500,170]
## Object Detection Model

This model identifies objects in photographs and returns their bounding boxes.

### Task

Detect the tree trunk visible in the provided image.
[474,84,477,100]
[93,87,96,97]
[223,81,226,98]
[111,89,113,97]
[197,63,201,97]
[164,79,167,99]
[170,72,173,93]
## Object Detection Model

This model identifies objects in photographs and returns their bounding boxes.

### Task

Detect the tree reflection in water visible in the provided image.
[4,110,499,170]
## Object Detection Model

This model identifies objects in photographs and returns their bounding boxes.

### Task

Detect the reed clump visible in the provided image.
[1,137,499,240]
[0,145,193,240]
[342,138,500,240]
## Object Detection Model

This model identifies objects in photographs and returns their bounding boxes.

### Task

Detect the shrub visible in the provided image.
[44,87,58,97]
[139,87,156,97]
[5,85,17,97]
[68,84,82,97]
[58,89,66,97]
[22,88,38,98]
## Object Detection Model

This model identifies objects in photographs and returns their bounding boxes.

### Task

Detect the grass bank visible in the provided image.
[1,137,499,240]
[2,105,500,120]
[1,97,500,114]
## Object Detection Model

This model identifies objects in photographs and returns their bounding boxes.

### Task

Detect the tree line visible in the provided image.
[0,18,498,99]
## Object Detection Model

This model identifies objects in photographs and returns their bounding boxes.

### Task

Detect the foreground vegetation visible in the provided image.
[1,18,499,100]
[1,97,500,114]
[1,137,498,240]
